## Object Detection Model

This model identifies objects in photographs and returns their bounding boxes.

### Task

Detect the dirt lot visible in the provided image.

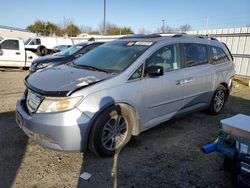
[0,70,249,188]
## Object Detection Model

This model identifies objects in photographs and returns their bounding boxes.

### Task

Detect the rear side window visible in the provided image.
[0,40,19,50]
[211,46,229,64]
[184,43,208,67]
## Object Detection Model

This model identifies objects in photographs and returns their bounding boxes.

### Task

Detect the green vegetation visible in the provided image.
[26,19,134,36]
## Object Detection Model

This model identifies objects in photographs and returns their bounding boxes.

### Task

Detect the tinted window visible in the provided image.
[212,46,229,64]
[74,41,150,73]
[146,44,180,72]
[36,39,41,45]
[184,43,208,67]
[29,39,41,45]
[0,40,19,50]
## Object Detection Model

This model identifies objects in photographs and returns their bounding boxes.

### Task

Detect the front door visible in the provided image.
[0,39,25,67]
[141,44,186,130]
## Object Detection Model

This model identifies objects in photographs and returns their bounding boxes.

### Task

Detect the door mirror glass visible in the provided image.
[145,65,164,77]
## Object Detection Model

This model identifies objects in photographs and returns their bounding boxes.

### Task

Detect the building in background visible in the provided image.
[188,27,250,77]
[0,25,36,40]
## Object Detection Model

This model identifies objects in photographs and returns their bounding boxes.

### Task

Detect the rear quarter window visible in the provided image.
[211,46,230,64]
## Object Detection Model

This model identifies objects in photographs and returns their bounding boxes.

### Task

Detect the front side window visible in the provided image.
[74,41,151,73]
[24,38,31,45]
[146,44,180,72]
[29,39,41,45]
[0,40,19,50]
[212,46,229,64]
[184,43,208,67]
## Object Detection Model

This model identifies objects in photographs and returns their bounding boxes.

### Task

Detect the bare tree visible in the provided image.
[61,17,73,30]
[80,25,93,34]
[98,22,134,35]
[156,25,177,33]
[179,24,192,32]
[138,28,152,34]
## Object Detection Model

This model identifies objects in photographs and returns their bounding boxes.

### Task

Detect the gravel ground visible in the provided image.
[0,70,249,188]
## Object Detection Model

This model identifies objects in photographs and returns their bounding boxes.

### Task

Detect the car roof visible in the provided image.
[117,34,223,47]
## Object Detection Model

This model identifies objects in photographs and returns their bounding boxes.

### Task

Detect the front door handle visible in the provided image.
[176,77,193,85]
[16,52,20,55]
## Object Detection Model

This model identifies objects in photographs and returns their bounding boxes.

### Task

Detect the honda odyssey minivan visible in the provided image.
[16,34,235,157]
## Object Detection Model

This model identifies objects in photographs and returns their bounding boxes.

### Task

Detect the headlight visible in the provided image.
[37,96,82,113]
[37,62,53,69]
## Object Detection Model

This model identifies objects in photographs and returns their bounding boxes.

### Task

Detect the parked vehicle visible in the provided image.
[24,37,74,56]
[0,38,38,68]
[16,34,235,157]
[29,42,104,73]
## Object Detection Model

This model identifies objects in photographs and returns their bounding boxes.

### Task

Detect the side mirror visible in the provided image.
[145,65,164,77]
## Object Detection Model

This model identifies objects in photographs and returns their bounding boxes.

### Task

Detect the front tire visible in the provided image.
[207,85,228,115]
[88,105,133,157]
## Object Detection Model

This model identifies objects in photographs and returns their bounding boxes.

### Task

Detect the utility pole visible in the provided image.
[162,19,165,33]
[103,0,106,35]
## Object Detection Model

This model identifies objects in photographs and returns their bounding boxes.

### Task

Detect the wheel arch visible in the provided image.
[84,101,140,152]
[219,82,230,99]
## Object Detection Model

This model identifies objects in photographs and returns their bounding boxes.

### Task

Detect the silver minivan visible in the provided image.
[16,34,235,157]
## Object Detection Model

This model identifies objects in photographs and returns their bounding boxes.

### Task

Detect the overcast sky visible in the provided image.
[0,0,249,33]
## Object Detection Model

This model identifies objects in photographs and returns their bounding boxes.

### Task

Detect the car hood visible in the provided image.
[25,64,114,97]
[33,55,69,64]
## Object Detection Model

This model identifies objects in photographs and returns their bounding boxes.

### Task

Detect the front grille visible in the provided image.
[26,90,42,113]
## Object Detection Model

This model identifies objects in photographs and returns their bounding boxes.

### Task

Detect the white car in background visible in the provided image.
[0,38,38,69]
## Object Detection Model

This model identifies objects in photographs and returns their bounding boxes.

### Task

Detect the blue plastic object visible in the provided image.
[202,143,217,154]
[202,130,238,158]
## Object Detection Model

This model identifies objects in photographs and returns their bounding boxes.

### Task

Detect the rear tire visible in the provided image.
[88,105,133,157]
[207,85,228,115]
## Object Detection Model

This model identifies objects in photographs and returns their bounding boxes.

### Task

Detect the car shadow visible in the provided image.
[0,111,28,187]
[76,94,249,188]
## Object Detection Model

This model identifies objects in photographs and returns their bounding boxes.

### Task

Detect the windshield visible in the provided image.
[24,38,32,45]
[74,41,151,72]
[58,44,85,56]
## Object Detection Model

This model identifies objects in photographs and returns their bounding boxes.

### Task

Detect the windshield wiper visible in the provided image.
[74,64,110,73]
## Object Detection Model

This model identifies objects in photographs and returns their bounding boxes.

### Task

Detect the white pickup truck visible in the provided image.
[0,38,38,69]
[24,37,74,55]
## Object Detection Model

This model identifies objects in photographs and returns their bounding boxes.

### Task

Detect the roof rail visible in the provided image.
[172,34,218,41]
[119,34,162,39]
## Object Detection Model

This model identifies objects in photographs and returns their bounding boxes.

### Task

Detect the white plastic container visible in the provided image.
[221,114,250,139]
[221,114,250,154]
